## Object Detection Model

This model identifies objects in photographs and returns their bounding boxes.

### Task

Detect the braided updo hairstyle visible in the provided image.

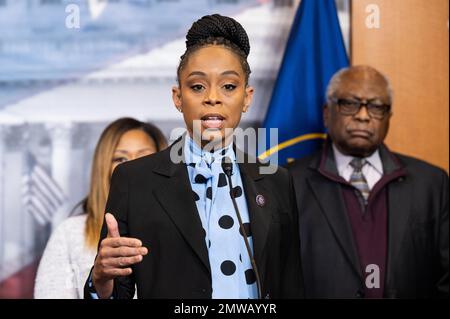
[177,14,252,85]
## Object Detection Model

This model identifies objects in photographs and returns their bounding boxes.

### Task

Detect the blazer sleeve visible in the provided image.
[84,163,136,299]
[437,170,449,298]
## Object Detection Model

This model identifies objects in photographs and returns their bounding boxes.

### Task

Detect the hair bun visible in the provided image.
[186,14,250,57]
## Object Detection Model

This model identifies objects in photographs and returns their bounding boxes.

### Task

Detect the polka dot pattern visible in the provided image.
[218,173,228,187]
[221,260,236,276]
[206,187,212,200]
[195,174,208,184]
[245,269,256,285]
[232,186,242,198]
[184,135,257,298]
[239,222,252,237]
[218,215,234,229]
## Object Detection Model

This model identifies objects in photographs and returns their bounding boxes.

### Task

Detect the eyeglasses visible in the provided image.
[331,98,391,120]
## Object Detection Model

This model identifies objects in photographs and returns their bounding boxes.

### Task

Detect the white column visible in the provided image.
[70,122,92,211]
[46,122,72,228]
[0,125,5,277]
[0,124,29,281]
[47,122,72,197]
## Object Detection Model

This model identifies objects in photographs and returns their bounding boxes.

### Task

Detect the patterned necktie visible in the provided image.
[349,158,370,206]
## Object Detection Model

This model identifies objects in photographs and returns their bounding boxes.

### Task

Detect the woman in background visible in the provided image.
[34,117,167,298]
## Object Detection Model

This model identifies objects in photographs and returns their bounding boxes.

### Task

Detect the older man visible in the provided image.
[289,65,448,298]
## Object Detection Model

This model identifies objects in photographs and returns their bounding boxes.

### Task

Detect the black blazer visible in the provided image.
[85,138,303,299]
[288,142,449,298]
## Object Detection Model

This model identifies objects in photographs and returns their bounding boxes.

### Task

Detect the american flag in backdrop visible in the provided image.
[22,152,66,225]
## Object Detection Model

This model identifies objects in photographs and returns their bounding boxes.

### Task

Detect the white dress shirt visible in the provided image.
[332,144,384,190]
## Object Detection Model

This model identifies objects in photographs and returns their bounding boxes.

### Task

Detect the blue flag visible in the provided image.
[260,0,349,165]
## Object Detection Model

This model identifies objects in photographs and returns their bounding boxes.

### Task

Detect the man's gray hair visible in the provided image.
[326,65,394,105]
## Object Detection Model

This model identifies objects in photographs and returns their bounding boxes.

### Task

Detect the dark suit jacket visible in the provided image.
[85,138,303,299]
[288,142,449,298]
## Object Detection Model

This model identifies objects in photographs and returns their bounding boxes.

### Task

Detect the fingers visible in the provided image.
[102,237,143,248]
[94,245,147,281]
[116,255,143,267]
[95,215,148,283]
[106,213,120,238]
[100,267,133,279]
[100,246,148,258]
[100,255,144,268]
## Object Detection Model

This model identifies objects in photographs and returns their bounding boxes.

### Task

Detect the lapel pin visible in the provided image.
[256,194,266,207]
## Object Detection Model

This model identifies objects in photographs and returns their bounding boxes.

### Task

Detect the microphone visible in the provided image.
[221,157,233,177]
[221,157,262,299]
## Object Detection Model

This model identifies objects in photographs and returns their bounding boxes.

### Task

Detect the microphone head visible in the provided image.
[221,157,233,176]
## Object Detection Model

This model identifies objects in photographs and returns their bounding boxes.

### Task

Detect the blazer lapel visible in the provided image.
[379,145,410,290]
[238,156,272,280]
[310,142,362,279]
[308,174,363,280]
[152,141,211,275]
